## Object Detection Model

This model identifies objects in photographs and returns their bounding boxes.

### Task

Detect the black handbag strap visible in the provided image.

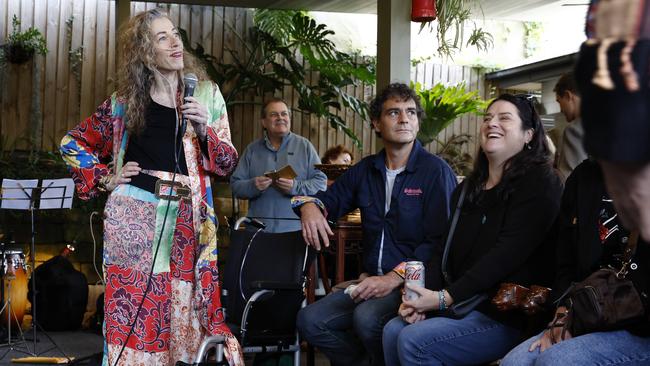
[442,182,468,284]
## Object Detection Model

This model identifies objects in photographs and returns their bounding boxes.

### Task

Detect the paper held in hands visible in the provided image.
[264,165,297,181]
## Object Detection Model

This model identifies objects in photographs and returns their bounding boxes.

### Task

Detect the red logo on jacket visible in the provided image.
[404,188,423,196]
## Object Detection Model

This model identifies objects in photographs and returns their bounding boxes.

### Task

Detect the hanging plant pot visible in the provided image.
[3,44,35,64]
[412,0,437,22]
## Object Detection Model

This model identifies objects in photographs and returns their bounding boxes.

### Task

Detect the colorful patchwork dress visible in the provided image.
[60,81,242,365]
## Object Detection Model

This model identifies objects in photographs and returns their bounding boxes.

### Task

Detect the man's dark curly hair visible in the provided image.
[369,83,424,137]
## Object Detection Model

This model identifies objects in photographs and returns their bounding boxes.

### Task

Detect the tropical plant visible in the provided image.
[419,0,493,58]
[181,10,375,148]
[1,15,48,64]
[413,81,490,145]
[435,133,474,176]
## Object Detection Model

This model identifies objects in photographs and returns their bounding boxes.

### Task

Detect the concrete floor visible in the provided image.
[0,330,333,366]
[0,329,103,365]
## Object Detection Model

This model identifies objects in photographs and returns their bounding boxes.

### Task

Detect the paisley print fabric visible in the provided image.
[103,192,157,272]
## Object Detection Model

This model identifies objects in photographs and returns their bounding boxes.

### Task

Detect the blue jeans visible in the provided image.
[297,288,401,366]
[382,310,522,366]
[501,330,650,366]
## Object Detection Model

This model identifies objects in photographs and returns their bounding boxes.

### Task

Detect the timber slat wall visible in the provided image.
[411,62,488,158]
[1,0,484,161]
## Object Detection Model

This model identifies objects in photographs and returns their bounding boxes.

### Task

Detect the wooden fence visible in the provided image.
[0,0,486,161]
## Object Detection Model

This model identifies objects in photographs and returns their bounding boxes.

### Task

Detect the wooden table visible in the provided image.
[307,219,362,304]
[331,220,363,284]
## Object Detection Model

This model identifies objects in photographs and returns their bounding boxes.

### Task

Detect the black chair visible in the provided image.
[187,217,316,366]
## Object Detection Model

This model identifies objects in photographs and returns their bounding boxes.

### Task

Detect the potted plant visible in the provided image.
[1,15,48,64]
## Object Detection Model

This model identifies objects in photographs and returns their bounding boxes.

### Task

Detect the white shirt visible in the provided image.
[377,165,406,275]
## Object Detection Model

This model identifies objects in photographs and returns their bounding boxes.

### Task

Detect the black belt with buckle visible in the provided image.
[155,179,191,202]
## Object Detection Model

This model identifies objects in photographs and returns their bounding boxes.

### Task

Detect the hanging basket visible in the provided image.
[411,0,437,22]
[2,44,35,64]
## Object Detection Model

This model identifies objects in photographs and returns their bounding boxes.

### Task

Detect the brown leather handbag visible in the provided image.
[566,232,645,336]
[492,283,551,315]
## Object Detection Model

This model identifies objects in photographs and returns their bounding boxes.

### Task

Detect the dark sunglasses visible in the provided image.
[514,94,540,117]
[514,93,536,107]
[511,94,544,131]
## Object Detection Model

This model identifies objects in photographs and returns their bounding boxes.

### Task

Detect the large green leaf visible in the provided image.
[181,10,375,149]
[413,82,490,145]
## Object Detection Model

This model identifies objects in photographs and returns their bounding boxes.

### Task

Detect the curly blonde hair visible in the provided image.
[116,8,208,135]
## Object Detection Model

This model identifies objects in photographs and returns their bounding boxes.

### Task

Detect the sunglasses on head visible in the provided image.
[512,94,542,130]
[514,93,535,103]
[514,94,539,114]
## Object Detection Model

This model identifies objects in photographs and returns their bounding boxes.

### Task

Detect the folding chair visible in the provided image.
[186,217,316,366]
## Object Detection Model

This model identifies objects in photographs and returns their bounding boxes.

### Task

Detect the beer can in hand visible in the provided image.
[405,261,425,301]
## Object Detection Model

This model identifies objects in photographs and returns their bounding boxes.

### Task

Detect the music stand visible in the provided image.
[0,178,74,361]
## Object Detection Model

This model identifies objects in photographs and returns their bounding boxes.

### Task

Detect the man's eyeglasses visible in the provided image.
[268,111,290,119]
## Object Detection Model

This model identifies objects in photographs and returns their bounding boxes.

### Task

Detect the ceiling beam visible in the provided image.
[135,0,377,14]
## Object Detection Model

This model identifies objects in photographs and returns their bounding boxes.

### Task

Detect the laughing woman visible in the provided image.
[60,9,241,365]
[382,94,562,365]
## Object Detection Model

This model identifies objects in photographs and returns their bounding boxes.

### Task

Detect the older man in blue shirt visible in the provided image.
[293,83,457,366]
[231,98,327,232]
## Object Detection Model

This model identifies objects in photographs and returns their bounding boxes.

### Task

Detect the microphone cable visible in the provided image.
[113,72,189,366]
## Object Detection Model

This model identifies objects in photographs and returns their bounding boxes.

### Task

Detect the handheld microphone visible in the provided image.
[179,73,198,138]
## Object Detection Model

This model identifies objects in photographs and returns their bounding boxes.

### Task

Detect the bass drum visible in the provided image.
[1,267,28,329]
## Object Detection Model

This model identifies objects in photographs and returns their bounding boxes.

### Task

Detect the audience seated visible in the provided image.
[293,83,457,366]
[322,145,354,165]
[501,159,650,365]
[382,94,562,365]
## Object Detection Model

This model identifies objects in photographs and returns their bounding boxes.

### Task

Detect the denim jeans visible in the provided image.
[501,330,650,366]
[382,310,522,366]
[297,288,401,366]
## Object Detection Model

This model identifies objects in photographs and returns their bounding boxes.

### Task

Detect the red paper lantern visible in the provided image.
[411,0,437,22]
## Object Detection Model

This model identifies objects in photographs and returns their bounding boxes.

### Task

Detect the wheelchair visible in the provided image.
[182,217,316,366]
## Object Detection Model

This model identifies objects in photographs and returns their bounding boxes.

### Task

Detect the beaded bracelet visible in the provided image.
[438,290,447,311]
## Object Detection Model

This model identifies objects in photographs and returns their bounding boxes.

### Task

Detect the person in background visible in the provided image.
[294,83,457,366]
[59,9,242,365]
[576,0,650,242]
[382,94,562,365]
[501,159,650,365]
[230,98,327,233]
[322,144,354,165]
[554,72,588,182]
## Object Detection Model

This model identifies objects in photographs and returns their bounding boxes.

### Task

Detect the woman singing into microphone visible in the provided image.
[59,9,241,365]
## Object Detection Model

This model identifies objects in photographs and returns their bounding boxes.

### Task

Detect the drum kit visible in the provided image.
[0,178,75,360]
[0,235,28,345]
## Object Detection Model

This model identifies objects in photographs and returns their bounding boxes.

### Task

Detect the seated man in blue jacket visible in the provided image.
[292,83,457,366]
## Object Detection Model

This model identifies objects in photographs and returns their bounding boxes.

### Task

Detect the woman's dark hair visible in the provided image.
[465,94,552,202]
[322,145,353,164]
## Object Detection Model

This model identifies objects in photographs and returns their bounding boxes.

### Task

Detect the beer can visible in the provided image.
[404,261,425,301]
